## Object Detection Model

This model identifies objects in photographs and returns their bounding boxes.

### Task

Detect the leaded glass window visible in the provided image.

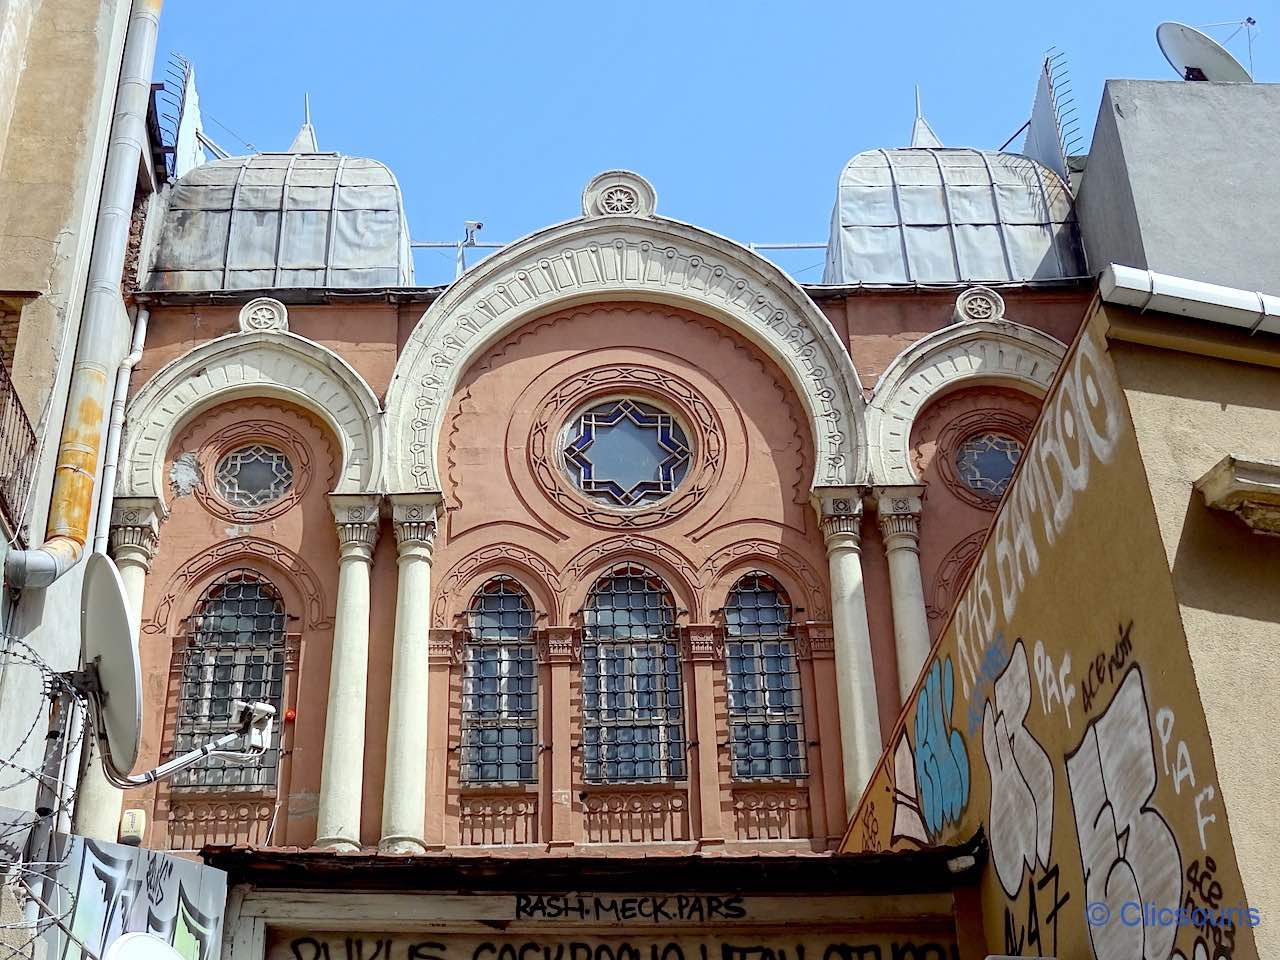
[563,399,691,507]
[461,577,538,783]
[724,572,806,779]
[172,570,285,790]
[582,564,686,782]
[215,444,293,508]
[955,432,1023,498]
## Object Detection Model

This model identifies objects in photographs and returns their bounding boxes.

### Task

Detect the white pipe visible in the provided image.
[1100,263,1280,336]
[4,0,164,589]
[92,305,149,554]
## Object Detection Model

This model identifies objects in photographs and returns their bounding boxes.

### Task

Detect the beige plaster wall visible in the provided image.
[1111,329,1280,957]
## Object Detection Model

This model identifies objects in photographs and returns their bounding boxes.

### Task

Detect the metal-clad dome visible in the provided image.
[823,148,1085,285]
[148,152,414,291]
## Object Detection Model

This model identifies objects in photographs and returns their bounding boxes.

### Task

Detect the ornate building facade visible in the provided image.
[68,117,1099,959]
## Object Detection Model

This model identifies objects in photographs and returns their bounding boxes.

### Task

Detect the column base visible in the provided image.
[377,835,428,855]
[314,836,362,852]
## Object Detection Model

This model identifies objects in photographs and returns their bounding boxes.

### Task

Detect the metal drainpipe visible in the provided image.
[4,0,164,589]
[91,305,149,555]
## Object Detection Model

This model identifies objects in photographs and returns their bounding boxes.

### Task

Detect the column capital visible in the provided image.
[330,493,381,560]
[874,485,925,552]
[811,486,866,550]
[108,496,167,570]
[428,628,463,664]
[538,626,580,664]
[682,624,724,662]
[390,492,441,556]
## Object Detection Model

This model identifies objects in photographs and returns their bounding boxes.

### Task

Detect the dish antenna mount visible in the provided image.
[1157,21,1253,82]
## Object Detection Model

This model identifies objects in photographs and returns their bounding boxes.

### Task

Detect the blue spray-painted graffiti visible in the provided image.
[915,657,971,837]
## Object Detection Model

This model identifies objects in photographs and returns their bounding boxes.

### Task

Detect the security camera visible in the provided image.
[465,220,484,232]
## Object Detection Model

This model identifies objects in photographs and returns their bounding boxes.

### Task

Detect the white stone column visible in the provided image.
[315,494,381,851]
[875,486,932,705]
[73,497,164,841]
[813,487,882,813]
[378,493,440,854]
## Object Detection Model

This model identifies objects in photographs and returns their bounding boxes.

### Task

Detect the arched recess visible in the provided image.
[867,319,1067,485]
[120,330,383,510]
[385,172,867,494]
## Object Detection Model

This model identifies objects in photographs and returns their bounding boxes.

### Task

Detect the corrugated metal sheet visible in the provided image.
[148,153,414,291]
[823,148,1085,285]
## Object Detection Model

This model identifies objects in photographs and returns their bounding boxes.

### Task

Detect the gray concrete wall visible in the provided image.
[1078,79,1280,296]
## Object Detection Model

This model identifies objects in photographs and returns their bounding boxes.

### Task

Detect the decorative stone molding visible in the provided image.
[120,330,383,509]
[431,542,563,628]
[428,629,464,664]
[189,413,316,524]
[581,788,690,843]
[731,784,811,842]
[385,177,867,494]
[108,496,166,571]
[702,540,828,622]
[331,494,381,560]
[238,297,288,333]
[866,320,1066,486]
[926,530,985,625]
[927,404,1035,511]
[581,170,657,219]
[460,792,539,846]
[797,623,836,658]
[1196,455,1280,537]
[874,485,924,552]
[953,286,1005,324]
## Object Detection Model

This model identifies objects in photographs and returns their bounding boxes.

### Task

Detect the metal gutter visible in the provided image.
[4,0,164,589]
[1100,263,1280,336]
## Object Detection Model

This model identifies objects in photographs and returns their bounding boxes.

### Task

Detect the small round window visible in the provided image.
[955,432,1023,499]
[562,398,691,508]
[215,444,294,508]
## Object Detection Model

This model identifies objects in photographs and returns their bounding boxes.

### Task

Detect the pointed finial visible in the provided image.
[287,94,318,153]
[909,86,943,148]
[304,92,311,126]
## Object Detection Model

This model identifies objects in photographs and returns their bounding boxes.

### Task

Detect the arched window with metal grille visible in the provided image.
[724,572,806,779]
[461,577,539,783]
[172,569,286,790]
[582,563,686,783]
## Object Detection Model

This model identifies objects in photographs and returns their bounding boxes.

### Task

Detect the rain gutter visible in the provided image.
[4,0,164,589]
[1100,263,1280,336]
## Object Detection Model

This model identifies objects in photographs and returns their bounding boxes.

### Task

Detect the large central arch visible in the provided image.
[385,171,867,493]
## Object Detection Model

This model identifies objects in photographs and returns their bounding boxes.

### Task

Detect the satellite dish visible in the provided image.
[103,934,185,960]
[81,552,142,772]
[1157,22,1252,82]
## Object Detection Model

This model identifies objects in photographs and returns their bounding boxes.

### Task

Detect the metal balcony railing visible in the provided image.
[0,356,36,542]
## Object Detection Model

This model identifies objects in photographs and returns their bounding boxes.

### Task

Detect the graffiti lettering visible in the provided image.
[913,658,970,838]
[1182,858,1237,959]
[1155,702,1222,852]
[963,633,1009,737]
[145,853,175,907]
[289,940,958,960]
[1032,639,1075,729]
[982,640,1055,898]
[1079,621,1133,714]
[1001,863,1071,958]
[1066,666,1182,960]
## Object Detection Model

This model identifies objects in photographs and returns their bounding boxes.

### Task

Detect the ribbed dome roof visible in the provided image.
[148,153,413,291]
[823,148,1085,285]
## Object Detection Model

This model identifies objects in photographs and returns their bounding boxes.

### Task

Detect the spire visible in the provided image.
[287,93,318,152]
[910,85,943,148]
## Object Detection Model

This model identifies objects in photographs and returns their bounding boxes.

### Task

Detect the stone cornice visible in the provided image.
[1196,454,1280,537]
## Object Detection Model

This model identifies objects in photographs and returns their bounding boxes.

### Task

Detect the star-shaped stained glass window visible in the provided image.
[563,399,691,507]
[955,432,1023,498]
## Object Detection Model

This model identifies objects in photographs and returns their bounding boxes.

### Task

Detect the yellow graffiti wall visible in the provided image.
[842,313,1258,960]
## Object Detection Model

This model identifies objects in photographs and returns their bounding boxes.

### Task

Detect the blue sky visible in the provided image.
[156,2,1271,283]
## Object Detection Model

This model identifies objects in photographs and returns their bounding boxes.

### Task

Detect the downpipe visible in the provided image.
[92,306,148,555]
[3,0,163,590]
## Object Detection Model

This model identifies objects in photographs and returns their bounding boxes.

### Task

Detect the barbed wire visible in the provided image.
[0,635,84,960]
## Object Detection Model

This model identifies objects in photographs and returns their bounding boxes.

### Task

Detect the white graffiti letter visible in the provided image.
[1066,667,1182,960]
[982,640,1055,897]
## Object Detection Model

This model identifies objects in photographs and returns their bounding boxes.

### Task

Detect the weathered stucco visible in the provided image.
[1109,310,1280,960]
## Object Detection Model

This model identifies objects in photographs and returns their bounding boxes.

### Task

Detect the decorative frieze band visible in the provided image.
[108,496,167,570]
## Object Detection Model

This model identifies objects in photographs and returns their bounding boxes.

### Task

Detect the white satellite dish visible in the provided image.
[1157,22,1252,82]
[103,933,186,960]
[81,552,142,771]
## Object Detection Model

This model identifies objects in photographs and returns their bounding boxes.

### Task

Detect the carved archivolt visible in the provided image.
[867,318,1066,485]
[701,540,828,621]
[431,543,564,628]
[385,189,867,493]
[528,362,724,530]
[120,330,383,509]
[142,536,332,634]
